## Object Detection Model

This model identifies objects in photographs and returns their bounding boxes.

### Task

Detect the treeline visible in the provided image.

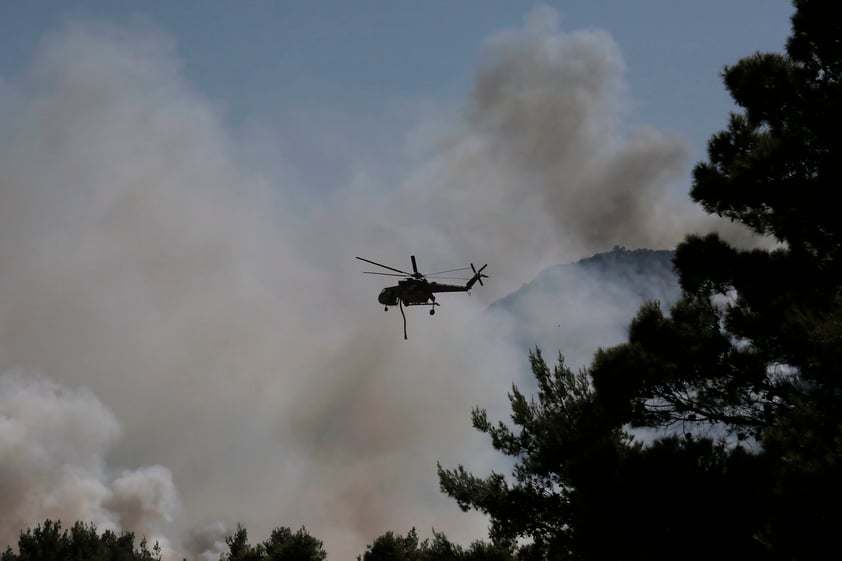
[5,1,841,559]
[0,521,513,561]
[218,526,514,561]
[1,520,161,561]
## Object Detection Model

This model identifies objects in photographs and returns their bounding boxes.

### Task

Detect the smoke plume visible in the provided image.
[393,6,755,291]
[0,8,749,559]
[0,371,186,556]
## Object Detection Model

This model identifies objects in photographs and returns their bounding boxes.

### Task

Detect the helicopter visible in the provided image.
[356,255,488,339]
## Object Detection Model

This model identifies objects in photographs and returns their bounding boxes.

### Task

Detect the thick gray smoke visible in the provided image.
[0,372,183,555]
[394,6,755,291]
[0,8,749,560]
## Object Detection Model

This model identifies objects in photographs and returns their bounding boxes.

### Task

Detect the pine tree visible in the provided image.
[440,1,842,558]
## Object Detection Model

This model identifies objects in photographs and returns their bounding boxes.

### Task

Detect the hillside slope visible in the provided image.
[490,247,681,368]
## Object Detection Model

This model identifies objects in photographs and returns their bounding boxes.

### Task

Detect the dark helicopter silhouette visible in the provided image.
[357,255,488,339]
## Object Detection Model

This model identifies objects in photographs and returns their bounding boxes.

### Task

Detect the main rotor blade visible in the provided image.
[356,256,411,276]
[363,271,407,277]
[410,255,419,275]
[426,266,472,276]
[425,275,472,281]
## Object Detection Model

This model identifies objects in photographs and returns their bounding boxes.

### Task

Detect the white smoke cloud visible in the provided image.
[0,19,511,559]
[0,7,752,560]
[0,371,197,557]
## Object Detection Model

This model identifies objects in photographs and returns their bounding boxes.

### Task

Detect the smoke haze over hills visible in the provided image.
[0,9,756,559]
[489,247,681,368]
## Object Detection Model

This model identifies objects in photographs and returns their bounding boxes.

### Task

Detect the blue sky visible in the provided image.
[2,1,793,190]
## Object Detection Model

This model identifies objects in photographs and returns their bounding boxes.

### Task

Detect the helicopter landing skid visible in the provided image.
[403,301,440,315]
[395,301,440,339]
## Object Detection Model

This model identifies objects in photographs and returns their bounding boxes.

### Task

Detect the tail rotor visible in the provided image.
[468,263,488,289]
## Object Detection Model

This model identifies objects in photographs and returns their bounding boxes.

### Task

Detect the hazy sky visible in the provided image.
[0,2,794,559]
[2,1,792,190]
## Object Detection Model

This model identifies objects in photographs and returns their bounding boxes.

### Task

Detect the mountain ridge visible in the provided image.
[489,246,681,368]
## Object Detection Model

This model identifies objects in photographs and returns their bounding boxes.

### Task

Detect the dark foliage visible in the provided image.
[357,528,515,561]
[440,1,842,559]
[440,352,771,560]
[0,519,161,561]
[220,525,327,561]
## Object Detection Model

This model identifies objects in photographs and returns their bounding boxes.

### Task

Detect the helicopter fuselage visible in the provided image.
[378,278,467,307]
